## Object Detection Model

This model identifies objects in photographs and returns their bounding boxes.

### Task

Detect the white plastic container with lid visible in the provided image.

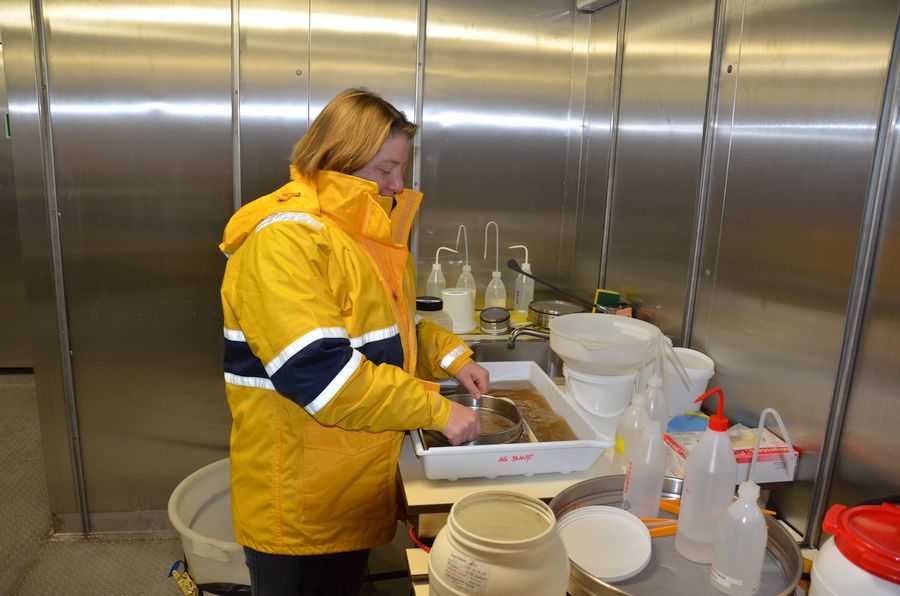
[623,420,667,519]
[809,502,900,596]
[508,244,534,314]
[429,490,570,595]
[613,391,651,474]
[675,387,738,563]
[416,296,453,332]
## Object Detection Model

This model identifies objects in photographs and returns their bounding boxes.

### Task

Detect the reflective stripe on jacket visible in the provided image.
[219,170,472,555]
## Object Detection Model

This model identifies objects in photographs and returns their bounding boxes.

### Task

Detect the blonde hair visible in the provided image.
[291,88,418,179]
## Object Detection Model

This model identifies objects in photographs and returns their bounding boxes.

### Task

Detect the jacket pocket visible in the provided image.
[299,423,400,529]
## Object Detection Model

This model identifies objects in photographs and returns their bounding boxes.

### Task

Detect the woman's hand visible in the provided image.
[454,361,490,398]
[442,400,481,445]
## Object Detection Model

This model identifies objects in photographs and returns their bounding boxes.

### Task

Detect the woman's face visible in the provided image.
[352,133,411,196]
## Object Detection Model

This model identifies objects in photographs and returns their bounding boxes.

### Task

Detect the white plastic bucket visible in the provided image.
[563,366,637,417]
[662,348,714,417]
[167,458,250,586]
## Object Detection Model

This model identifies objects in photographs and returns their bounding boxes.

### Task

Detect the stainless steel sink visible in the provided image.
[468,339,563,378]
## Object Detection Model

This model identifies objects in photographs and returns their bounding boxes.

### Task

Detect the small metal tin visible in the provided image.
[480,307,510,335]
[527,299,584,328]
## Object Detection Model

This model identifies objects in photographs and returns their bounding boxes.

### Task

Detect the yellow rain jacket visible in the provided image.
[219,170,472,555]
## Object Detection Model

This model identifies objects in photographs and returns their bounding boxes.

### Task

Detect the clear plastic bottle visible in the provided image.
[710,481,767,595]
[456,264,477,303]
[645,374,670,430]
[415,296,454,333]
[613,392,650,474]
[675,387,737,563]
[623,420,667,519]
[426,246,457,298]
[484,271,506,308]
[508,244,534,313]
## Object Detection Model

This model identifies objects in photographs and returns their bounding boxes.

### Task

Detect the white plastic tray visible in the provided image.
[411,361,614,480]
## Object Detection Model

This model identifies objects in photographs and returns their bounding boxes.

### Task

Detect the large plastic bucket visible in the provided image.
[563,366,637,417]
[167,458,250,586]
[662,348,715,417]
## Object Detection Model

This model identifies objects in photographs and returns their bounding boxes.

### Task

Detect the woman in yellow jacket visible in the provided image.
[219,89,488,594]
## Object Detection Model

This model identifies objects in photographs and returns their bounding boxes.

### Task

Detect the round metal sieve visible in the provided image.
[426,394,523,446]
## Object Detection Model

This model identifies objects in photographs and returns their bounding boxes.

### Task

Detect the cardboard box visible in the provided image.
[664,424,799,485]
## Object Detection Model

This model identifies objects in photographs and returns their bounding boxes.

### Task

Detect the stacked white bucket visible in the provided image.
[548,314,714,439]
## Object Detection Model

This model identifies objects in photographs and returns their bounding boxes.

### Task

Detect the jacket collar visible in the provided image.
[301,169,422,247]
[219,169,422,257]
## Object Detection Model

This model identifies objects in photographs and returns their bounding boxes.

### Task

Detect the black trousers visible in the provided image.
[243,546,370,596]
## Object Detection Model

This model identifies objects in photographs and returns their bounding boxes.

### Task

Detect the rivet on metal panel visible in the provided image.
[295,69,303,76]
[727,64,733,73]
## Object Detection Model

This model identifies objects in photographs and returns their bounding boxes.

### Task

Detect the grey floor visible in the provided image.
[0,373,410,596]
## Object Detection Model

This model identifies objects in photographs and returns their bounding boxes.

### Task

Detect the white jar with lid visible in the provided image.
[809,502,900,596]
[416,296,453,332]
[429,490,570,595]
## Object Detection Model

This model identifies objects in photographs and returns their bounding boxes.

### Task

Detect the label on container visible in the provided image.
[444,552,490,594]
[711,566,746,589]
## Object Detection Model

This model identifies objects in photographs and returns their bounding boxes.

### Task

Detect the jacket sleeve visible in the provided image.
[223,220,451,433]
[415,320,474,380]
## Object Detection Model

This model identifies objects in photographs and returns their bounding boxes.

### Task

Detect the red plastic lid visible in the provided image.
[694,387,729,431]
[823,503,900,584]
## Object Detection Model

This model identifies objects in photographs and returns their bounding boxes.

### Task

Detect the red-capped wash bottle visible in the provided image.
[675,387,737,563]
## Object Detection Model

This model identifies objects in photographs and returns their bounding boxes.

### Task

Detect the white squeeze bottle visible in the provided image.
[426,246,457,298]
[710,408,790,595]
[454,224,478,304]
[623,420,667,519]
[675,387,737,563]
[508,244,534,313]
[645,374,670,430]
[613,392,650,474]
[483,221,507,308]
[710,482,767,595]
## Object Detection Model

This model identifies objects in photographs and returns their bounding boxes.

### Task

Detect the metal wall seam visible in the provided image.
[410,0,427,264]
[29,0,90,534]
[231,0,241,212]
[805,10,900,549]
[680,0,727,348]
[597,0,626,289]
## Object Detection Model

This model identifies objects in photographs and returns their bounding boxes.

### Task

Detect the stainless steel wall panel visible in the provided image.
[418,0,578,303]
[561,4,620,302]
[238,0,309,203]
[308,0,418,129]
[41,1,234,519]
[604,0,715,339]
[693,0,897,536]
[0,40,33,368]
[826,42,900,523]
[1,0,79,518]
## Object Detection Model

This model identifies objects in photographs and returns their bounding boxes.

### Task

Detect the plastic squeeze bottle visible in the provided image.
[508,244,534,313]
[710,408,788,595]
[623,420,667,519]
[645,374,670,429]
[454,225,477,304]
[425,246,457,298]
[484,221,507,308]
[613,392,650,474]
[675,387,737,563]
